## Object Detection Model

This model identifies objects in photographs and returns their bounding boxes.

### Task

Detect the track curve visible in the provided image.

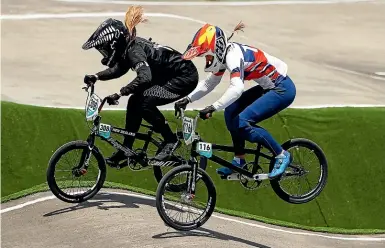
[2,190,385,248]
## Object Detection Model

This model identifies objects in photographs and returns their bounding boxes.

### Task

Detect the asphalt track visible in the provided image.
[2,190,385,248]
[1,0,385,247]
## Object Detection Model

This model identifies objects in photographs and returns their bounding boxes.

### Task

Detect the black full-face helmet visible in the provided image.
[82,18,130,68]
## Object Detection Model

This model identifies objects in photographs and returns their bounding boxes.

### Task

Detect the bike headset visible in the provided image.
[81,18,138,68]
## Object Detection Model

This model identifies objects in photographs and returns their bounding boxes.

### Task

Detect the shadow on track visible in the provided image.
[43,191,272,248]
[42,192,156,217]
[153,228,272,248]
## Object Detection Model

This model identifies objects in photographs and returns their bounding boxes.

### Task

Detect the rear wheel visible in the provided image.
[269,138,328,204]
[156,165,216,231]
[46,140,106,203]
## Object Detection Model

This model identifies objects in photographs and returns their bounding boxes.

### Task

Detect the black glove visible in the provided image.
[174,97,190,117]
[84,74,98,86]
[199,105,216,120]
[106,93,121,105]
[120,86,133,96]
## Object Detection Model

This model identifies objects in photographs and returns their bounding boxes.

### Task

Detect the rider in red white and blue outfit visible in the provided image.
[175,22,296,179]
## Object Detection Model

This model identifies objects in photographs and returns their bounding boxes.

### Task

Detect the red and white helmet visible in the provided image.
[182,24,228,74]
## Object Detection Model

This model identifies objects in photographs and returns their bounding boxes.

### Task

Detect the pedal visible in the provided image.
[253,173,269,180]
[226,173,240,180]
[219,173,240,180]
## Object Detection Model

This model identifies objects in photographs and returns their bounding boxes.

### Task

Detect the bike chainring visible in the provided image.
[239,163,301,190]
[127,149,149,171]
[239,162,267,190]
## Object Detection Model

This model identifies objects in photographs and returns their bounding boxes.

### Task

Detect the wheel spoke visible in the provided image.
[276,141,326,201]
[157,166,215,230]
[48,143,104,202]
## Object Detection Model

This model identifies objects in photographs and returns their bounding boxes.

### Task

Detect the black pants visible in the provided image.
[123,69,199,148]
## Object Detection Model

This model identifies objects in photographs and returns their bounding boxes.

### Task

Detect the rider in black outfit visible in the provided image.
[81,6,198,165]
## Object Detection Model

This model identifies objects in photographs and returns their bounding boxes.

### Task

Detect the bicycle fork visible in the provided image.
[185,157,199,201]
[75,133,96,175]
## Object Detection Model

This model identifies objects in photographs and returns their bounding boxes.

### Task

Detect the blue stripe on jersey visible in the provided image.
[235,42,254,63]
[239,58,245,81]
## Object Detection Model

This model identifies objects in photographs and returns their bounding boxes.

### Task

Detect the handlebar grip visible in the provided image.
[98,98,107,113]
[179,108,185,118]
[82,82,95,92]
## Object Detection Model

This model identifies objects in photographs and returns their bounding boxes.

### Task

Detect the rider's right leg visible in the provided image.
[108,68,198,164]
[141,99,180,160]
[217,85,265,176]
[105,94,143,166]
[236,76,296,179]
[141,73,198,161]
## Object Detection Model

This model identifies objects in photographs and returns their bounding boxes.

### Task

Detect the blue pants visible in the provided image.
[224,76,296,156]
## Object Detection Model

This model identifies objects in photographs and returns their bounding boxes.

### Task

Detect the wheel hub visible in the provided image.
[181,193,195,203]
[72,168,87,177]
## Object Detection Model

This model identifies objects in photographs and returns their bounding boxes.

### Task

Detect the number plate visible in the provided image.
[196,142,213,158]
[182,116,194,145]
[86,93,101,121]
[98,123,111,139]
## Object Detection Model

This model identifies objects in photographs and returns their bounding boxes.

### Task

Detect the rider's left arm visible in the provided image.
[119,45,153,96]
[187,67,226,103]
[96,61,130,81]
[211,50,245,111]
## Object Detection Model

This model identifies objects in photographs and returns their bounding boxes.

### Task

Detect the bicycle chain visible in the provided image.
[239,171,296,191]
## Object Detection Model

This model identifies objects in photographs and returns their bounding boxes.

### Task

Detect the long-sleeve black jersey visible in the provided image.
[96,37,196,95]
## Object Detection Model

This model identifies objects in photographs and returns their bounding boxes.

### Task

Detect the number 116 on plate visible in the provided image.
[196,142,213,158]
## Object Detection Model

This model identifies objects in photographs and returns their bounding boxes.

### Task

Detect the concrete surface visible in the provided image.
[2,190,385,248]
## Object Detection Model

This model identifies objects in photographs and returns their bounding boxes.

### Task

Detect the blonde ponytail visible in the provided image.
[227,21,245,41]
[124,6,148,37]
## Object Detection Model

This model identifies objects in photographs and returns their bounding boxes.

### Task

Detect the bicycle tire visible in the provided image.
[46,140,107,203]
[269,138,328,204]
[155,165,216,231]
[153,156,208,183]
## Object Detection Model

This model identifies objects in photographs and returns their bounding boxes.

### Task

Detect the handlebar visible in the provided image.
[83,82,119,114]
[82,82,95,94]
[176,107,212,120]
[179,108,185,119]
[98,98,108,113]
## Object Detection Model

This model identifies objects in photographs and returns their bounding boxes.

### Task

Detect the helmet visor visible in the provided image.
[182,45,208,60]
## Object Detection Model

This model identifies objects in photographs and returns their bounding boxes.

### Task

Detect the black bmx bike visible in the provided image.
[46,83,189,203]
[155,109,328,231]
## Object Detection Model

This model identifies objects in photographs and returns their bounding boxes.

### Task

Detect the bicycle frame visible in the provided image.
[82,83,174,168]
[179,109,274,182]
[86,116,163,167]
[205,143,273,179]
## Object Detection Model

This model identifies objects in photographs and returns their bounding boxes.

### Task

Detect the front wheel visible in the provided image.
[153,133,208,184]
[46,140,107,203]
[155,165,216,231]
[269,138,328,204]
